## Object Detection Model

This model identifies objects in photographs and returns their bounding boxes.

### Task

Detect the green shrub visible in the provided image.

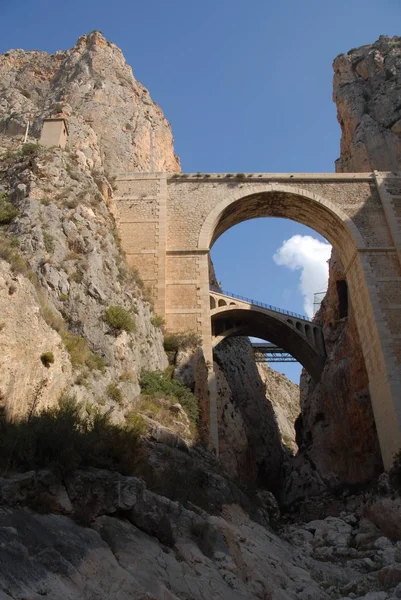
[104,306,135,333]
[151,314,165,328]
[126,411,147,435]
[40,351,54,367]
[0,192,18,225]
[61,329,104,372]
[61,331,89,367]
[163,331,202,353]
[86,352,106,373]
[2,143,41,164]
[43,231,55,253]
[0,233,30,276]
[139,398,161,417]
[107,382,123,405]
[0,396,144,476]
[3,150,17,161]
[139,370,199,426]
[19,143,40,158]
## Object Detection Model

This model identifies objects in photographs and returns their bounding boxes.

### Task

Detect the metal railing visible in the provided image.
[210,287,311,322]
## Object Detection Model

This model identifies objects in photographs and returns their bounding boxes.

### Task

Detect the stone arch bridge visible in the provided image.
[113,171,401,469]
[209,289,326,381]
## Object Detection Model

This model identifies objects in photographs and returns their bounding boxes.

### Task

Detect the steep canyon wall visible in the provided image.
[290,35,401,502]
[0,31,178,420]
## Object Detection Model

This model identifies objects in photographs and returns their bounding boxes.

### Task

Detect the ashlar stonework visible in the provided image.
[113,171,401,471]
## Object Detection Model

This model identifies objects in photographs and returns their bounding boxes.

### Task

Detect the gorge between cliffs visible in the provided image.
[0,30,401,600]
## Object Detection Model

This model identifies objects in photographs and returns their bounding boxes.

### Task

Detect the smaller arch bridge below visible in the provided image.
[210,290,326,381]
[252,342,298,363]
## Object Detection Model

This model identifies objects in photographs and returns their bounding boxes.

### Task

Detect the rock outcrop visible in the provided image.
[174,335,295,490]
[0,31,180,419]
[214,338,284,489]
[257,362,300,453]
[0,144,168,419]
[0,259,72,418]
[285,35,401,504]
[285,251,383,506]
[0,467,401,600]
[334,35,401,173]
[0,30,180,174]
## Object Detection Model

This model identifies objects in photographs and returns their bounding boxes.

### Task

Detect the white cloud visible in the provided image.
[273,235,332,317]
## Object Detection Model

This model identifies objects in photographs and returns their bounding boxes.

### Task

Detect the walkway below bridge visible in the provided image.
[252,342,298,363]
[210,290,326,380]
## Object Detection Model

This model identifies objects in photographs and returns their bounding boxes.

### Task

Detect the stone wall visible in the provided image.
[114,172,401,468]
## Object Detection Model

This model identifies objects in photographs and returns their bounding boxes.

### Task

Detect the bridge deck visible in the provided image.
[211,289,312,323]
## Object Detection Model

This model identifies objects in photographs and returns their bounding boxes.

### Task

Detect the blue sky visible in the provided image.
[1,0,400,381]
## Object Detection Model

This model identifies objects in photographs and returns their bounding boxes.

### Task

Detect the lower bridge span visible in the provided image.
[210,290,326,381]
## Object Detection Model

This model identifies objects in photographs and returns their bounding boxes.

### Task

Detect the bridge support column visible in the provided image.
[198,252,219,455]
[347,251,401,469]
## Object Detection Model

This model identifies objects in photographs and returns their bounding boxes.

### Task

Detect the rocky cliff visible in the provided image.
[214,338,284,490]
[0,30,180,174]
[286,35,401,504]
[286,252,383,506]
[208,257,297,489]
[257,362,300,453]
[2,29,401,600]
[334,35,401,172]
[0,31,182,426]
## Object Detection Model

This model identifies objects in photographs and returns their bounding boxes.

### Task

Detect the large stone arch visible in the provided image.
[197,185,399,469]
[198,184,365,265]
[114,172,401,469]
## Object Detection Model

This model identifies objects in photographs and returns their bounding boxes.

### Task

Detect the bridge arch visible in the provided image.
[211,304,326,381]
[198,184,399,469]
[198,184,365,267]
[114,172,401,469]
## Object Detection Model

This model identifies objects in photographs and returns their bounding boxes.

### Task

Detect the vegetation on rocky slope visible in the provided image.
[0,396,146,476]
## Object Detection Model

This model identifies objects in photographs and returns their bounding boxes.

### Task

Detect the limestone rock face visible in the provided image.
[257,362,300,453]
[173,335,287,488]
[1,468,401,600]
[0,32,174,420]
[0,30,180,173]
[285,251,382,505]
[333,35,401,172]
[284,35,401,503]
[0,145,168,420]
[214,337,284,491]
[0,260,72,418]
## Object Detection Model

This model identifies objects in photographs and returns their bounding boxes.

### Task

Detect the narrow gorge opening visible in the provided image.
[210,216,332,457]
[208,204,380,493]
